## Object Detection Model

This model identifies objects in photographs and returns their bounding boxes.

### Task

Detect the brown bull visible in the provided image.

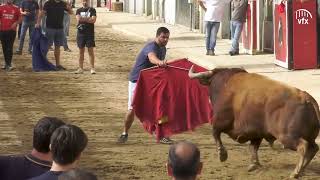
[188,66,320,178]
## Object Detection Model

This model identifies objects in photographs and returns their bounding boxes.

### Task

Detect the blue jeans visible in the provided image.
[41,16,47,34]
[63,12,70,49]
[230,20,244,52]
[205,21,220,51]
[18,21,35,52]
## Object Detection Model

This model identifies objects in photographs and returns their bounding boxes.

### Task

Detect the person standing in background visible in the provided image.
[0,0,22,71]
[16,0,39,54]
[229,0,248,56]
[74,0,97,74]
[14,0,22,39]
[198,0,231,56]
[63,9,71,52]
[35,0,73,70]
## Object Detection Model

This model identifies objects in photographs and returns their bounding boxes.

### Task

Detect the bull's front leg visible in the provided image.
[213,127,228,162]
[248,138,262,172]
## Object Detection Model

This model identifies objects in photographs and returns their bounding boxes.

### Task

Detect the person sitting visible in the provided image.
[167,141,203,180]
[58,168,97,180]
[29,124,88,180]
[0,116,65,180]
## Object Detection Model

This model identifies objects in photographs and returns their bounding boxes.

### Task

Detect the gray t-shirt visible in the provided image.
[129,41,166,82]
[231,0,248,22]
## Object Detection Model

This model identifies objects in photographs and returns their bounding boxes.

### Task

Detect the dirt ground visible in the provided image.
[1,14,320,180]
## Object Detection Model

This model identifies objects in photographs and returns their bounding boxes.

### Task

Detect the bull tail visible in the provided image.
[303,91,320,127]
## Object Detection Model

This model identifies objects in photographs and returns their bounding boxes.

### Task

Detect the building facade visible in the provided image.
[122,0,301,55]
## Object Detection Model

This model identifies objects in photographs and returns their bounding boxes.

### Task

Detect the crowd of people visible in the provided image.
[0,116,203,180]
[0,0,97,73]
[198,0,248,56]
[0,116,97,180]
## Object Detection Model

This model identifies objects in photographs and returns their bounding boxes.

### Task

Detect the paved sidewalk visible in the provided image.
[96,8,320,102]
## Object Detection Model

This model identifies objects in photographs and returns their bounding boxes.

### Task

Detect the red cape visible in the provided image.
[132,59,213,141]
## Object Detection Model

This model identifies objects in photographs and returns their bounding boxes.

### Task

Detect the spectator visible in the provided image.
[167,141,203,180]
[117,27,179,144]
[0,0,22,71]
[229,0,248,56]
[29,124,88,180]
[71,0,75,8]
[37,0,46,34]
[63,10,71,52]
[13,0,23,39]
[198,0,231,56]
[74,0,97,74]
[58,169,97,180]
[36,0,73,70]
[16,0,40,55]
[0,117,65,180]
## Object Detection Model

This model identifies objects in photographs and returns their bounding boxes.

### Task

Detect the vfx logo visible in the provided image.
[295,9,312,25]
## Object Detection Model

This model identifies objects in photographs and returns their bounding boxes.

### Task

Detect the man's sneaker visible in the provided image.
[159,137,174,144]
[74,68,84,74]
[15,50,22,55]
[90,68,96,74]
[64,48,72,52]
[56,65,66,71]
[206,50,215,56]
[1,65,6,69]
[5,66,14,71]
[229,51,239,56]
[118,133,128,143]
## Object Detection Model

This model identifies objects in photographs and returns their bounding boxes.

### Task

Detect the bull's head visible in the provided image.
[188,65,213,85]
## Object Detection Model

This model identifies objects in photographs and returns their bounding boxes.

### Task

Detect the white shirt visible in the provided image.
[202,0,231,22]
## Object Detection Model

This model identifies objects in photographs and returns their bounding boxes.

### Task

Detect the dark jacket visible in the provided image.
[31,27,57,71]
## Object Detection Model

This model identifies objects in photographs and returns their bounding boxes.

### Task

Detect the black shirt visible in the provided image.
[28,171,63,180]
[0,154,51,180]
[43,0,67,29]
[76,7,96,36]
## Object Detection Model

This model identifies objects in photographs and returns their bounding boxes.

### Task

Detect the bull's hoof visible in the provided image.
[218,148,228,162]
[289,172,300,179]
[247,163,261,172]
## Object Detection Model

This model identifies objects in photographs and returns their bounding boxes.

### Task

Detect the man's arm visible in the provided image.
[198,0,206,11]
[76,14,81,23]
[35,8,39,19]
[35,9,45,27]
[65,2,73,14]
[86,15,96,23]
[148,52,167,67]
[20,7,30,16]
[77,9,96,24]
[78,15,96,24]
[11,11,22,30]
[166,58,183,64]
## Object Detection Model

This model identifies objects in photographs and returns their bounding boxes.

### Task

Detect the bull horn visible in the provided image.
[188,65,213,79]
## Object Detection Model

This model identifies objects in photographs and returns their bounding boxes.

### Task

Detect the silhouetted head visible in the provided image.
[167,141,202,180]
[33,117,65,153]
[50,124,88,165]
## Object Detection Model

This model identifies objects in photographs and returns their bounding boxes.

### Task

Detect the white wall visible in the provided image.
[129,0,135,13]
[164,0,176,24]
[136,0,144,15]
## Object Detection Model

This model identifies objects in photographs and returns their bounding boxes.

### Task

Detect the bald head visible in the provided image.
[168,141,201,179]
